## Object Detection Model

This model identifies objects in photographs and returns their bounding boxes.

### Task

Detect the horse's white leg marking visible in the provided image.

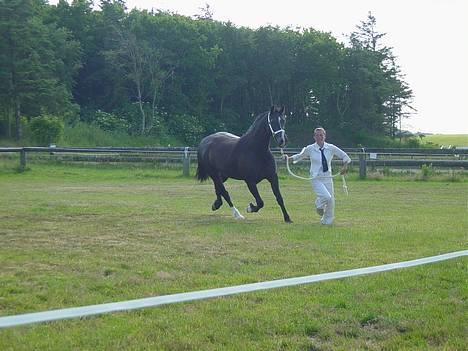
[246,204,253,213]
[231,206,245,220]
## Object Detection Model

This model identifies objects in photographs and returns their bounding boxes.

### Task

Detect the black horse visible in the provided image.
[196,106,291,222]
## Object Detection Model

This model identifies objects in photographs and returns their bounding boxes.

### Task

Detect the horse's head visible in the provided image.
[267,105,288,148]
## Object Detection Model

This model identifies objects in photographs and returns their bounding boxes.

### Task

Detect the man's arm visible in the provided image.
[331,144,351,174]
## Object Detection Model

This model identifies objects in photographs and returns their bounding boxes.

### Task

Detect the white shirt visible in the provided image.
[290,142,351,177]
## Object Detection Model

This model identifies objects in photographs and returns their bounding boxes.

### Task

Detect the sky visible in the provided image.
[52,0,468,135]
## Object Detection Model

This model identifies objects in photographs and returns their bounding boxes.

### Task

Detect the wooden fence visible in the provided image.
[1,146,467,178]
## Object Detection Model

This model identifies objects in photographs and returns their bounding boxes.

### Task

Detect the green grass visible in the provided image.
[61,122,182,147]
[0,122,182,147]
[423,134,468,148]
[0,163,467,350]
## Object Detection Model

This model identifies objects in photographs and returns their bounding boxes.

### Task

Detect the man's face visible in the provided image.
[314,130,326,144]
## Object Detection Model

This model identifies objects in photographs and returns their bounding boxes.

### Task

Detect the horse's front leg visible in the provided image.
[268,175,292,223]
[245,181,264,213]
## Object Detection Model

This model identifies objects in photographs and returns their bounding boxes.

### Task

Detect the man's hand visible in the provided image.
[283,154,289,161]
[340,163,349,175]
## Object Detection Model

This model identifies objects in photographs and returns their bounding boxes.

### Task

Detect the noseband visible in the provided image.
[267,112,286,140]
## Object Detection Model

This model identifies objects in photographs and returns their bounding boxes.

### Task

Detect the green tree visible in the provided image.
[9,2,414,148]
[47,0,96,104]
[0,0,80,140]
[102,10,174,135]
[348,12,414,139]
[293,29,344,126]
[208,23,251,131]
[147,13,221,125]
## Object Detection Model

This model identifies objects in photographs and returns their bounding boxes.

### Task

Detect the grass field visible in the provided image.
[423,134,468,148]
[0,162,467,350]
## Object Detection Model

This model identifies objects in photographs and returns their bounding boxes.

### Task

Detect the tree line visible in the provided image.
[0,0,414,147]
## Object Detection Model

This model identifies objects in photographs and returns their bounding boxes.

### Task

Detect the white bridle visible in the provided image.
[267,112,286,141]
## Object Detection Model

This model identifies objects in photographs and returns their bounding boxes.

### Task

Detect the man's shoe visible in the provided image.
[316,208,324,216]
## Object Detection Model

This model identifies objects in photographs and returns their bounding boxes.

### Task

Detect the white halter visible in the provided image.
[267,112,286,141]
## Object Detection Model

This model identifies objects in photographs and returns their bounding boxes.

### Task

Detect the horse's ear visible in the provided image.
[280,106,285,115]
[270,106,275,114]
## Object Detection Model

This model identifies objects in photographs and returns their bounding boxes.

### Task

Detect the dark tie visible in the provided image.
[320,147,328,172]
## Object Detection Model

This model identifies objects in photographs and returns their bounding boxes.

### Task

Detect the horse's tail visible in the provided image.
[196,148,209,182]
[196,163,209,182]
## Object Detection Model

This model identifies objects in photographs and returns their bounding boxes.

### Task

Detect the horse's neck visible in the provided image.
[240,115,271,150]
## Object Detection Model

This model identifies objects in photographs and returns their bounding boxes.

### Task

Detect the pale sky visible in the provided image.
[52,0,468,135]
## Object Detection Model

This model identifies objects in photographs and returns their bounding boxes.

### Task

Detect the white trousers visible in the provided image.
[311,176,335,225]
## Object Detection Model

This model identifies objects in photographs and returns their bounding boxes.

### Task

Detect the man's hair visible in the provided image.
[314,127,326,135]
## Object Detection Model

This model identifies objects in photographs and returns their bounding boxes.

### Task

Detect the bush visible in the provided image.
[166,113,206,146]
[29,114,64,146]
[114,103,164,136]
[420,163,434,180]
[405,137,421,148]
[94,110,129,133]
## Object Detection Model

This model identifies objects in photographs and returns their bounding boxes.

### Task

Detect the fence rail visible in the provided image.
[1,146,467,178]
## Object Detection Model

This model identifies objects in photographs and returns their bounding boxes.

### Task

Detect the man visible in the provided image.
[284,127,351,225]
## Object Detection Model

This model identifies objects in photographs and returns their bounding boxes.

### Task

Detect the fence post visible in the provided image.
[19,149,27,172]
[183,147,190,177]
[359,148,366,179]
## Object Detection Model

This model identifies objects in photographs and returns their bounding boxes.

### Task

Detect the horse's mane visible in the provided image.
[243,111,267,136]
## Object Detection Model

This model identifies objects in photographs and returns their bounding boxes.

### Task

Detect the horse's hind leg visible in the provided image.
[245,181,264,213]
[212,195,223,211]
[212,184,223,211]
[208,174,224,210]
[213,177,244,220]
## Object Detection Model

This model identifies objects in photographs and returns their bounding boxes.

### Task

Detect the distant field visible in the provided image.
[0,164,466,350]
[423,134,468,147]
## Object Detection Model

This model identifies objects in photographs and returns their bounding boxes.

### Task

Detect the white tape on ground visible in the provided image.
[1,250,466,328]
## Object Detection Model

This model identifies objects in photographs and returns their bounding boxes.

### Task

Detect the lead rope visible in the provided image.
[280,148,348,195]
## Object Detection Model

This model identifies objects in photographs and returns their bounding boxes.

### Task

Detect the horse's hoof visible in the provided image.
[232,207,245,220]
[246,203,254,213]
[212,200,222,211]
[285,217,292,223]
